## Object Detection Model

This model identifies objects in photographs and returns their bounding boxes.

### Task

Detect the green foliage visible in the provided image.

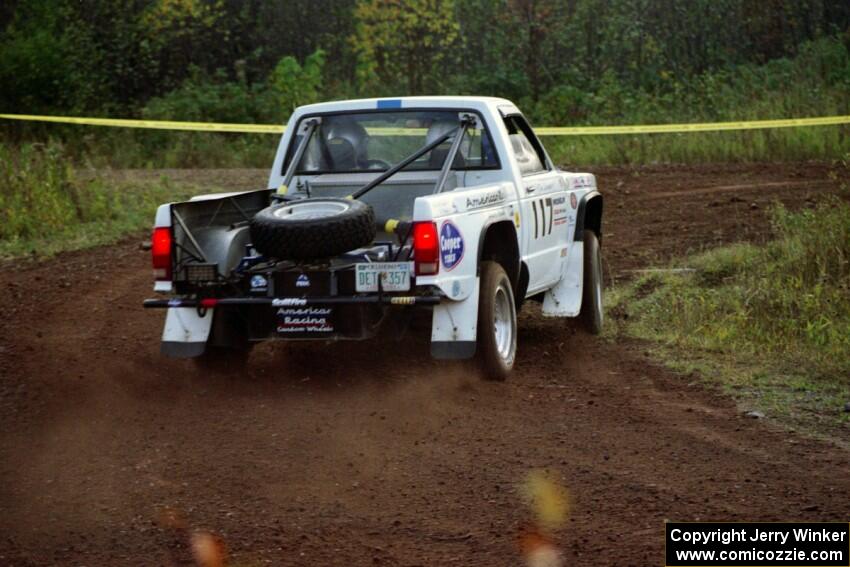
[623,198,850,376]
[140,0,229,90]
[0,141,205,258]
[269,50,327,114]
[0,1,101,112]
[2,0,849,115]
[608,198,850,436]
[142,68,278,124]
[0,142,109,243]
[351,0,460,94]
[1,1,849,167]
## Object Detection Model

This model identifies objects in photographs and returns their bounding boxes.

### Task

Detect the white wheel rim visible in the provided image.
[493,281,516,364]
[273,201,349,220]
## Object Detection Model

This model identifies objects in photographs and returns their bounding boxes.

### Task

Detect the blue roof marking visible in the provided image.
[376,99,402,109]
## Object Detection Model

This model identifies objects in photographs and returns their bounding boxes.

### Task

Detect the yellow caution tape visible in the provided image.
[1,113,848,136]
[0,113,284,134]
[535,115,850,135]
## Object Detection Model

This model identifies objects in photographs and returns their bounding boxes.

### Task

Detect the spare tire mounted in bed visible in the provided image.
[250,198,376,260]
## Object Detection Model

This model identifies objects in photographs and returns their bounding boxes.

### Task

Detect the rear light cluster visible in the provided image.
[153,222,439,282]
[151,226,173,281]
[412,221,439,276]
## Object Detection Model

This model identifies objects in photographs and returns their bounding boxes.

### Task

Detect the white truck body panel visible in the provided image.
[161,307,214,356]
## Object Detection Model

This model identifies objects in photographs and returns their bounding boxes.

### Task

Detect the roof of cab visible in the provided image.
[291,96,517,118]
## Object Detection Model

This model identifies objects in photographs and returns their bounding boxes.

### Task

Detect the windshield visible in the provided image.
[284,110,498,174]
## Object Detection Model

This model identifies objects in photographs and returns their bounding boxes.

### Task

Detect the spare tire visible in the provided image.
[250,198,376,260]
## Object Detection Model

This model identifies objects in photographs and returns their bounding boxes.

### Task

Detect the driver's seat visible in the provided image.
[426,121,467,169]
[324,119,369,170]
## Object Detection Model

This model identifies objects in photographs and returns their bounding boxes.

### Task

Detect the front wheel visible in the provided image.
[579,230,604,334]
[477,261,517,381]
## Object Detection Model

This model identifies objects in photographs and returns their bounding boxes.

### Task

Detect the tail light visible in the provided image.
[151,226,173,280]
[412,221,439,275]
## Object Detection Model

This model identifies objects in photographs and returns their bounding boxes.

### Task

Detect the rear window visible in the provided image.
[284,110,499,174]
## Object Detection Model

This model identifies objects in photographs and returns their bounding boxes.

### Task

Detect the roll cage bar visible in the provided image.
[279,114,476,202]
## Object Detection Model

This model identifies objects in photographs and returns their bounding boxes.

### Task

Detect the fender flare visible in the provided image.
[574,190,603,242]
[476,219,521,289]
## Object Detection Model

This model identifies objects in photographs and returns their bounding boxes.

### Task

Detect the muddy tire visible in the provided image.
[477,261,517,381]
[250,198,375,260]
[579,230,604,335]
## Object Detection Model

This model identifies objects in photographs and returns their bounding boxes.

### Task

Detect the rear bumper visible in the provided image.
[143,295,442,309]
[148,294,443,347]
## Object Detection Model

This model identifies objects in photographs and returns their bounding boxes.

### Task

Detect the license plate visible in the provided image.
[355,262,413,292]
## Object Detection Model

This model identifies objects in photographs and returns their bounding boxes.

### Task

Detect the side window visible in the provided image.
[503,115,549,176]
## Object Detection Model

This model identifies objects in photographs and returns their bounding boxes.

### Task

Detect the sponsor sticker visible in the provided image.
[465,189,505,211]
[276,306,334,333]
[272,298,307,307]
[570,193,578,210]
[250,274,268,291]
[295,274,310,288]
[572,176,593,189]
[439,221,464,271]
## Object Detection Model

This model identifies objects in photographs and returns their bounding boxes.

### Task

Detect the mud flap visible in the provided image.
[430,277,479,359]
[542,241,584,317]
[160,307,214,358]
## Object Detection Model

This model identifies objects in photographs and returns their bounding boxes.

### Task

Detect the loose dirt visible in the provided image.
[1,163,848,566]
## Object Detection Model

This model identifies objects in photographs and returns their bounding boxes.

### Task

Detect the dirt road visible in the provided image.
[1,163,848,566]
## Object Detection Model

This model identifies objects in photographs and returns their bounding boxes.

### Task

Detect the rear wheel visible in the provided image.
[477,261,517,381]
[579,230,604,334]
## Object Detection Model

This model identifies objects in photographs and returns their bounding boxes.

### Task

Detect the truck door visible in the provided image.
[502,114,569,294]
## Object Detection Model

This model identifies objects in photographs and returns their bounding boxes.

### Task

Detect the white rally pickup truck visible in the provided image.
[144,96,604,379]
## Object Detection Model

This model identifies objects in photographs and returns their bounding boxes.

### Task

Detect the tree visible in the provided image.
[351,0,460,94]
[506,0,556,100]
[269,50,327,114]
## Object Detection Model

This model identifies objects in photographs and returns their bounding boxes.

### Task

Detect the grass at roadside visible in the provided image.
[604,197,850,441]
[3,124,849,170]
[0,141,207,259]
[546,125,850,166]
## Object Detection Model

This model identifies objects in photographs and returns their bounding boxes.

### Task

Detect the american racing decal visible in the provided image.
[465,188,504,211]
[276,307,333,333]
[440,221,464,271]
